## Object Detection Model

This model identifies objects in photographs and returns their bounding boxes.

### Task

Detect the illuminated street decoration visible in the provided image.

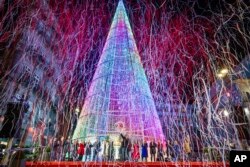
[73,0,164,141]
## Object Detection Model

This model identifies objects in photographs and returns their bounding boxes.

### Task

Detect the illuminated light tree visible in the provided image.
[73,0,164,142]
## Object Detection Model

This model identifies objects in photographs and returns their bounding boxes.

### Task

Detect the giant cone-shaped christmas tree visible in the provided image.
[73,0,164,141]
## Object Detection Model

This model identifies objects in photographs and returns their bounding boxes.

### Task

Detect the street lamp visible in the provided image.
[243,107,249,115]
[217,73,224,78]
[223,109,229,117]
[75,108,80,113]
[217,68,229,78]
[220,68,229,74]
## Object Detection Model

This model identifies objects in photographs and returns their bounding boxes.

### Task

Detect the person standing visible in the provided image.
[51,138,58,161]
[132,141,140,162]
[55,140,61,161]
[127,140,132,161]
[72,140,79,160]
[157,141,164,161]
[69,141,75,161]
[173,140,180,162]
[77,142,85,161]
[103,140,109,161]
[108,141,114,161]
[85,141,92,161]
[141,141,148,162]
[120,134,129,161]
[100,140,105,161]
[63,139,70,161]
[150,139,157,162]
[93,138,101,161]
[183,135,191,161]
[139,140,143,162]
[166,140,173,161]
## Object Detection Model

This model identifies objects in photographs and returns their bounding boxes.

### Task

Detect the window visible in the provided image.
[32,74,40,92]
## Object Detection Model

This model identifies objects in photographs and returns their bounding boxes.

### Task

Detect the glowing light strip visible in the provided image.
[73,0,164,142]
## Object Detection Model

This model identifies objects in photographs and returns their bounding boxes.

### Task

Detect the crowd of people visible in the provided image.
[49,134,192,162]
